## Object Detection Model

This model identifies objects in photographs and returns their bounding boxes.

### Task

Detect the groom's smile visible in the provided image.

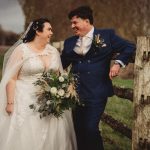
[70,16,92,37]
[72,27,79,34]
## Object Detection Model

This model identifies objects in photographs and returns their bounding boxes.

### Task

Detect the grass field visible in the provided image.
[0,54,133,150]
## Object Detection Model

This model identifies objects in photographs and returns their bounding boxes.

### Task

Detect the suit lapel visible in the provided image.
[70,36,78,52]
[85,28,99,57]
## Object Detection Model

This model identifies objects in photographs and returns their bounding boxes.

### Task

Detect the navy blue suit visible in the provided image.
[61,29,135,150]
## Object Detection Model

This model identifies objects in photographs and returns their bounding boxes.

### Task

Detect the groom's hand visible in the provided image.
[109,64,121,80]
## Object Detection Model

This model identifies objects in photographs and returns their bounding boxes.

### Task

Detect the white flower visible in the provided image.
[46,100,51,105]
[59,76,64,82]
[58,89,65,96]
[50,87,57,95]
[56,95,60,98]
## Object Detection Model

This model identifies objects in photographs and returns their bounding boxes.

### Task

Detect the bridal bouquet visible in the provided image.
[29,70,80,118]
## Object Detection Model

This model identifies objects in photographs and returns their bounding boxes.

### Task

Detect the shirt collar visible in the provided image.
[84,26,94,38]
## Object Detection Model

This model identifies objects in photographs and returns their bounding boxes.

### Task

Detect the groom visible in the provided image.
[61,6,135,150]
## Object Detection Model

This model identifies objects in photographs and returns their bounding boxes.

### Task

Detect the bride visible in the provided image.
[0,18,77,150]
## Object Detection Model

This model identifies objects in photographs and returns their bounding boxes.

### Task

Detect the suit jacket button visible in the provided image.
[79,61,82,64]
[87,72,90,74]
[87,60,91,63]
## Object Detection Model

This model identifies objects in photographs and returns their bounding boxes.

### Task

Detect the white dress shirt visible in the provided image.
[74,27,94,55]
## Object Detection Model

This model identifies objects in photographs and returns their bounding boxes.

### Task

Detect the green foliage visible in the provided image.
[112,77,133,89]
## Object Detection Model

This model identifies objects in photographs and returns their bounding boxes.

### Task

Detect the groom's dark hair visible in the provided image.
[68,6,93,24]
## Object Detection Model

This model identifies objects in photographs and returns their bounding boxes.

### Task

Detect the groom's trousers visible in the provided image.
[73,98,107,150]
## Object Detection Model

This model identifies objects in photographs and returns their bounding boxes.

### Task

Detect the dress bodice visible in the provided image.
[18,43,61,82]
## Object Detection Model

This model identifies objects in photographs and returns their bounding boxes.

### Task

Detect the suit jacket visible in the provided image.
[61,28,136,101]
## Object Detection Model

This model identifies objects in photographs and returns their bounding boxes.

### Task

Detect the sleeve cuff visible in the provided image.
[115,60,126,68]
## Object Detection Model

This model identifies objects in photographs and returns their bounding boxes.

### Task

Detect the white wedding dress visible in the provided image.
[0,43,77,150]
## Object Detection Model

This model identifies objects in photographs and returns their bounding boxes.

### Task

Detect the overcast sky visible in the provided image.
[0,0,25,33]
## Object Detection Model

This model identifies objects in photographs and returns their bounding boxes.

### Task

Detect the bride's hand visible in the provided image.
[5,104,14,115]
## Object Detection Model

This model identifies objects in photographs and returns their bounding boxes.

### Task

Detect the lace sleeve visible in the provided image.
[0,44,24,115]
[2,44,24,76]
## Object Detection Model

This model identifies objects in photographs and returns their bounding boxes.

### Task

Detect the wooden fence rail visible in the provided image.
[113,85,133,101]
[102,113,132,139]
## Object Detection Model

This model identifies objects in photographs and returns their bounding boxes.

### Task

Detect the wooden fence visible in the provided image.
[51,36,150,150]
